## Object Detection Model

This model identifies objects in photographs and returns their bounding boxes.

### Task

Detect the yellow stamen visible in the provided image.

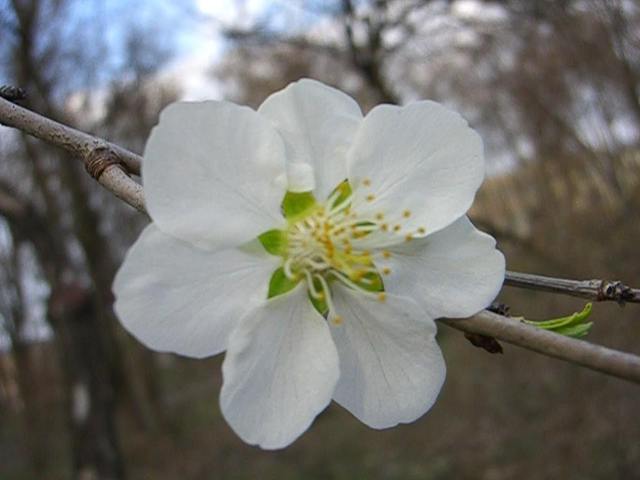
[377,292,386,302]
[403,209,411,218]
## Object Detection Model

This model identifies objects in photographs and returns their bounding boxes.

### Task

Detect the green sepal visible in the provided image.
[309,293,329,317]
[258,229,287,256]
[521,303,593,339]
[282,191,317,221]
[356,271,384,292]
[267,267,300,298]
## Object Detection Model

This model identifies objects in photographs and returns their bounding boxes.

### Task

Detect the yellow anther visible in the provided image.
[332,315,343,326]
[393,225,401,232]
[381,223,389,231]
[417,227,426,235]
[375,212,384,221]
[403,209,411,218]
[366,194,375,202]
[382,250,391,259]
[382,267,391,275]
[405,234,413,242]
[377,292,387,302]
[362,178,371,187]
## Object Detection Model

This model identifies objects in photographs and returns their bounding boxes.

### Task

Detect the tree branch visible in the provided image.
[505,271,640,304]
[1,89,640,384]
[439,311,640,384]
[0,95,146,213]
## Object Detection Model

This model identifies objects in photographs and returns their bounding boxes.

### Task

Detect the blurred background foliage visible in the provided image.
[0,0,639,479]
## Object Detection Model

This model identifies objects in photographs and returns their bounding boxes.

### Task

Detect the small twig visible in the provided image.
[505,271,640,304]
[0,93,146,213]
[0,93,142,175]
[440,311,640,384]
[463,301,508,354]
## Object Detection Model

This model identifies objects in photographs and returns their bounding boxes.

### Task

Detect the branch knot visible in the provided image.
[85,147,129,181]
[0,85,27,102]
[597,280,636,305]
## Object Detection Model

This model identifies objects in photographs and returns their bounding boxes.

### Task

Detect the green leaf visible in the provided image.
[258,229,287,256]
[267,267,300,298]
[555,322,593,338]
[522,303,593,339]
[282,191,317,221]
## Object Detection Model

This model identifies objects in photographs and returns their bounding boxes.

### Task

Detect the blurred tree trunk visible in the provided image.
[9,0,161,470]
[0,181,126,479]
[1,229,48,475]
[60,159,160,430]
[341,0,398,104]
[49,284,125,480]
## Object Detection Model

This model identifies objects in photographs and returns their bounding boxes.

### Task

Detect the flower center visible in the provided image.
[260,173,423,319]
[282,182,385,315]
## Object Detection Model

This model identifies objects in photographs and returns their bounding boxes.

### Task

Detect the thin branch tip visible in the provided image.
[440,311,640,385]
[505,271,640,304]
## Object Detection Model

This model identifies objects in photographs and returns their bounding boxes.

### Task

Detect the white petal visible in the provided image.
[329,286,446,429]
[113,225,279,358]
[347,101,484,237]
[258,79,363,200]
[375,216,505,319]
[143,101,286,250]
[220,284,340,449]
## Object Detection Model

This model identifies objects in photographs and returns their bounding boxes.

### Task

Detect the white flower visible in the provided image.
[113,79,505,449]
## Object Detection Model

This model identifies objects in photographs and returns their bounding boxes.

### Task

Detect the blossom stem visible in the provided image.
[439,311,640,384]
